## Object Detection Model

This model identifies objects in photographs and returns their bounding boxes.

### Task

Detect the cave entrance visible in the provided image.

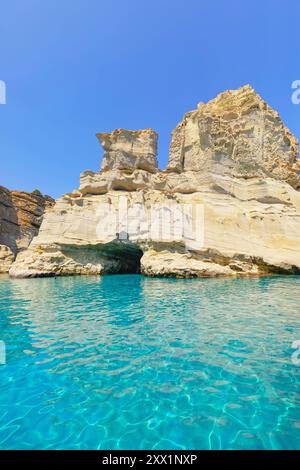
[118,245,143,274]
[102,242,143,274]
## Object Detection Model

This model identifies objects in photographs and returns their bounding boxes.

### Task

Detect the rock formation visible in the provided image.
[97,128,158,174]
[9,85,300,278]
[0,187,54,272]
[167,86,300,190]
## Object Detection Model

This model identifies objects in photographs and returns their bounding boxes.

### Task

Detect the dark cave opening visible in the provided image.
[118,246,143,274]
[101,241,144,274]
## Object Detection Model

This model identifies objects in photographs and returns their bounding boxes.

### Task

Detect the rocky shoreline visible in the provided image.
[3,85,300,278]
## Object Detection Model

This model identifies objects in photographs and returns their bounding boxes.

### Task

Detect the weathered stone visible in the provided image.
[167,85,300,190]
[0,186,54,272]
[97,128,158,174]
[0,245,14,273]
[9,85,300,278]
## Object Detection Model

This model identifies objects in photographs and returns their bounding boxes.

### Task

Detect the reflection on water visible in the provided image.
[0,274,300,449]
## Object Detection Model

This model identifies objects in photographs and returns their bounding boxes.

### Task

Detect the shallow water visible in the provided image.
[0,274,299,449]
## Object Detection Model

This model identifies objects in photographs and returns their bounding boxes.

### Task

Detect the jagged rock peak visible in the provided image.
[96,128,158,174]
[197,84,266,112]
[167,85,300,190]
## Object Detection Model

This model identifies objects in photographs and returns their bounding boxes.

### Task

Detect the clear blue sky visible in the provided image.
[0,0,299,198]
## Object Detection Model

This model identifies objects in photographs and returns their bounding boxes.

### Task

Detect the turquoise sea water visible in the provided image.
[0,274,299,450]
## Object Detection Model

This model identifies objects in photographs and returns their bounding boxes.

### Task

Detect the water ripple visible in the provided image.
[0,274,300,449]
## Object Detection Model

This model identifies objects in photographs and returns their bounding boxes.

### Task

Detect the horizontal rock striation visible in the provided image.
[0,187,54,272]
[9,85,300,278]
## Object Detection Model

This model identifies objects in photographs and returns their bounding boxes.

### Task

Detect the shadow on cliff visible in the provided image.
[60,239,143,275]
[0,186,20,255]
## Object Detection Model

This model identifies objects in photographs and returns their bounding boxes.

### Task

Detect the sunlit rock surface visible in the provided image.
[9,86,300,278]
[0,187,54,272]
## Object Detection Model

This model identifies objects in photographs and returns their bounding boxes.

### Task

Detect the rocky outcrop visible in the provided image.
[0,245,14,273]
[0,187,54,272]
[9,85,300,278]
[97,128,158,174]
[167,85,300,189]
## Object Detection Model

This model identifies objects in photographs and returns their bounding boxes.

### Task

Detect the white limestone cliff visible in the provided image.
[9,85,300,278]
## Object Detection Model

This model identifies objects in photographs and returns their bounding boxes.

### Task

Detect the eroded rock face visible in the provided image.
[97,128,158,174]
[0,186,54,272]
[9,85,300,278]
[0,245,14,273]
[167,85,300,189]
